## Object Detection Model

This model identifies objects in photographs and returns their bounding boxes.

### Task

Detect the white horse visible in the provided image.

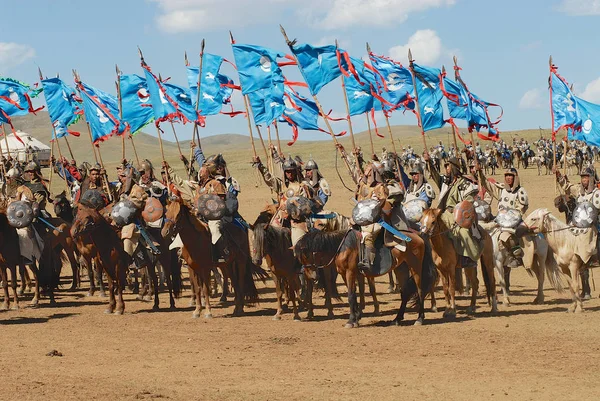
[524,208,592,313]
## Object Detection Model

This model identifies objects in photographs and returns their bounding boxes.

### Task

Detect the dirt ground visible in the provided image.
[2,161,600,401]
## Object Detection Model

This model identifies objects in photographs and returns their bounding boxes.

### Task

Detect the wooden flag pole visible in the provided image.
[408,49,429,154]
[130,135,141,167]
[193,39,206,147]
[267,124,274,173]
[49,138,55,192]
[280,25,353,177]
[87,122,113,201]
[169,121,184,157]
[274,121,283,158]
[337,40,357,152]
[52,126,71,198]
[1,124,10,157]
[442,65,460,153]
[63,136,75,160]
[72,69,99,165]
[115,65,126,161]
[242,95,258,158]
[365,113,375,155]
[452,56,479,170]
[255,124,270,164]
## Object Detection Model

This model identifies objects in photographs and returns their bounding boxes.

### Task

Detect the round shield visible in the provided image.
[495,208,522,229]
[6,201,34,228]
[80,189,107,210]
[111,199,139,227]
[224,192,239,216]
[402,199,428,224]
[286,196,313,220]
[352,199,382,227]
[473,199,492,222]
[141,197,164,223]
[572,201,598,228]
[453,200,476,229]
[197,194,226,221]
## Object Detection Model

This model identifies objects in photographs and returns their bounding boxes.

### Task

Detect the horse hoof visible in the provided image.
[373,308,381,316]
[293,316,302,322]
[532,297,544,305]
[17,289,23,296]
[219,296,227,303]
[114,310,124,316]
[344,322,358,329]
[327,312,335,319]
[204,313,213,319]
[192,312,200,319]
[272,315,282,321]
[387,286,395,294]
[143,295,152,302]
[431,306,438,313]
[413,319,423,326]
[99,292,108,299]
[152,305,160,311]
[86,291,94,298]
[11,305,20,311]
[104,309,114,314]
[466,307,476,315]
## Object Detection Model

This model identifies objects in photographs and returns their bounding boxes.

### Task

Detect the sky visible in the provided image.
[2,0,600,145]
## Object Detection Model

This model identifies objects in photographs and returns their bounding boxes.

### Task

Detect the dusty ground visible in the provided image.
[2,159,600,401]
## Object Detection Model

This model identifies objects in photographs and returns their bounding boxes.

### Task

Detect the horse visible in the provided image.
[523,208,590,313]
[420,208,497,316]
[162,197,267,318]
[295,227,437,328]
[53,191,105,297]
[0,209,23,310]
[249,206,302,320]
[71,204,128,314]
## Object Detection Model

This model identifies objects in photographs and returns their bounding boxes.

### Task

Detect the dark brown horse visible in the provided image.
[0,209,22,310]
[295,228,437,328]
[71,204,128,314]
[162,197,267,318]
[249,206,302,320]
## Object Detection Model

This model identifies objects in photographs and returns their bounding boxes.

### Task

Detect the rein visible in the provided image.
[305,228,354,270]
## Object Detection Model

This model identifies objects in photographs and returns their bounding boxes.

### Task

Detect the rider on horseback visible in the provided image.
[405,164,436,207]
[74,163,112,207]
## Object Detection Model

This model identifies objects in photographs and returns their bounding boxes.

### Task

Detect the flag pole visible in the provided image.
[280,25,353,177]
[87,122,113,201]
[274,121,283,158]
[442,65,460,153]
[115,65,127,161]
[48,138,54,192]
[267,124,274,173]
[365,113,375,155]
[336,40,357,152]
[129,134,140,167]
[184,51,197,178]
[1,123,10,157]
[407,49,429,154]
[452,56,479,170]
[169,121,184,157]
[72,70,99,165]
[63,136,75,160]
[242,95,257,158]
[193,40,206,147]
[254,124,270,164]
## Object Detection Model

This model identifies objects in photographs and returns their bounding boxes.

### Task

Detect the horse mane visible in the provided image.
[294,229,356,258]
[253,223,292,260]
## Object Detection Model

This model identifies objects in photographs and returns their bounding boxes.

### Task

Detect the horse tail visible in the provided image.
[170,249,183,298]
[242,257,269,305]
[316,268,341,301]
[543,249,564,293]
[405,235,438,306]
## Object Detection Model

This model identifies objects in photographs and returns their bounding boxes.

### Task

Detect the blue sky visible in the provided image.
[3,0,600,144]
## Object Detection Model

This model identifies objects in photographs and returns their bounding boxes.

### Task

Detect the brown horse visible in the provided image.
[71,204,128,314]
[0,210,22,310]
[249,206,302,320]
[162,198,267,318]
[295,228,437,328]
[419,208,497,316]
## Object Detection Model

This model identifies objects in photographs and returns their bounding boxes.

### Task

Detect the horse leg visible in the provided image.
[532,257,546,305]
[392,267,410,325]
[0,266,9,310]
[105,272,116,314]
[189,268,202,318]
[568,262,583,313]
[218,267,229,302]
[387,271,395,293]
[323,267,334,319]
[114,262,126,315]
[232,261,246,317]
[290,275,301,321]
[64,247,79,290]
[446,262,457,318]
[344,268,359,328]
[29,261,41,307]
[305,275,314,319]
[464,267,479,314]
[8,265,19,310]
[357,273,366,313]
[200,268,213,318]
[272,271,283,320]
[147,260,160,311]
[367,276,380,315]
[17,264,27,295]
[95,259,107,298]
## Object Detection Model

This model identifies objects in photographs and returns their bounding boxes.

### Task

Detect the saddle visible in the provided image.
[365,230,394,276]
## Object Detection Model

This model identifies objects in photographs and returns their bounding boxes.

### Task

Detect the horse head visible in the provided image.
[247,221,267,266]
[523,208,551,233]
[161,197,183,240]
[419,208,442,235]
[70,204,102,237]
[53,191,72,220]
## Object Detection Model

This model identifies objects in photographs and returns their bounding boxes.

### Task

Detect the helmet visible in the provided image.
[580,167,595,177]
[282,155,298,172]
[304,158,318,171]
[205,154,226,176]
[504,167,518,176]
[6,168,20,178]
[410,165,424,175]
[89,163,102,172]
[140,159,154,174]
[24,161,40,173]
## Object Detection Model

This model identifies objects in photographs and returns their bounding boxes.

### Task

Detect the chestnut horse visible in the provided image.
[295,228,437,328]
[0,209,22,310]
[249,206,302,320]
[419,208,497,316]
[162,198,267,318]
[71,204,128,314]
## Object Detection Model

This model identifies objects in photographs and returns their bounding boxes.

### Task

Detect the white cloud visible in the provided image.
[388,29,444,65]
[0,43,35,72]
[149,0,456,33]
[557,0,600,16]
[580,77,600,102]
[519,88,544,110]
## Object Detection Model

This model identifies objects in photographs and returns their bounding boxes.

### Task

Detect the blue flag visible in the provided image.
[291,44,343,96]
[186,53,235,116]
[368,53,414,111]
[119,74,154,135]
[163,81,199,124]
[0,77,43,117]
[77,81,125,143]
[248,81,285,126]
[40,77,83,139]
[412,63,444,132]
[232,44,285,95]
[570,96,600,147]
[442,76,468,120]
[279,86,322,145]
[551,67,581,134]
[142,64,184,126]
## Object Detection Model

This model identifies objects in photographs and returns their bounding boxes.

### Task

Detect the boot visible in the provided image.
[213,237,230,263]
[357,246,376,274]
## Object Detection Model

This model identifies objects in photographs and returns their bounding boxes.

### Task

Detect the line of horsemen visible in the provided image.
[1,134,599,304]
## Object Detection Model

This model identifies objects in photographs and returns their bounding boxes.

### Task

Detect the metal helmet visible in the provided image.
[205,154,227,176]
[580,167,595,177]
[410,164,424,175]
[6,168,20,178]
[24,161,40,173]
[139,159,154,174]
[282,155,298,172]
[89,163,102,172]
[304,158,318,171]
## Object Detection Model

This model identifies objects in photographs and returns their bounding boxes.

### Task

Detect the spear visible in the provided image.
[72,69,99,165]
[280,25,353,178]
[336,39,357,152]
[453,56,479,171]
[442,65,460,153]
[115,64,126,161]
[193,39,205,147]
[407,49,429,153]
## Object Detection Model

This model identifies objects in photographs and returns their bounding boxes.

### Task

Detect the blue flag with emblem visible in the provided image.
[344,57,382,116]
[442,75,468,120]
[0,77,43,117]
[412,63,444,132]
[77,81,125,143]
[232,44,285,95]
[551,66,581,135]
[292,43,349,96]
[40,77,83,139]
[278,86,322,145]
[163,81,199,124]
[186,53,235,116]
[142,64,184,126]
[247,81,285,126]
[570,96,600,147]
[368,53,414,111]
[119,74,154,135]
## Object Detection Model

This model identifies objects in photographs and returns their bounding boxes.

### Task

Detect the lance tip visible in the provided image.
[408,48,413,61]
[366,42,371,53]
[453,55,458,65]
[229,30,234,43]
[201,38,205,51]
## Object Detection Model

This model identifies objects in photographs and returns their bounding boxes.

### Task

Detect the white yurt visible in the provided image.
[0,131,51,166]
